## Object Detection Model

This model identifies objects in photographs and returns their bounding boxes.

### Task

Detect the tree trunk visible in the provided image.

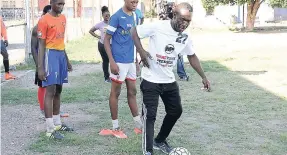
[246,0,262,30]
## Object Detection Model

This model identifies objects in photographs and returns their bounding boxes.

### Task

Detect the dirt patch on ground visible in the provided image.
[1,102,98,155]
[1,64,101,155]
[1,64,102,89]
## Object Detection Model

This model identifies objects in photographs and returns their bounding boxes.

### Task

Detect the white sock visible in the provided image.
[46,118,55,133]
[53,114,62,126]
[112,119,119,130]
[133,115,142,129]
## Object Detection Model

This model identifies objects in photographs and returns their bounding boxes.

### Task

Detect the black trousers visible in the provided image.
[1,40,9,73]
[98,42,109,80]
[140,79,182,153]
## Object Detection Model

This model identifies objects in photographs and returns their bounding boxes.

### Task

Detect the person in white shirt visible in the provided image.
[131,2,211,155]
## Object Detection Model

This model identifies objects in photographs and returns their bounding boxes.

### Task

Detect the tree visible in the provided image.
[202,0,287,30]
[201,0,218,15]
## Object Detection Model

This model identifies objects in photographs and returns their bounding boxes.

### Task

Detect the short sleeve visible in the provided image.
[136,22,158,39]
[37,18,48,39]
[181,39,195,56]
[106,15,118,35]
[94,22,102,29]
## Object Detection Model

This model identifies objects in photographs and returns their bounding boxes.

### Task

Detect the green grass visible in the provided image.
[3,34,287,155]
[65,35,102,64]
[19,60,287,155]
[8,35,101,71]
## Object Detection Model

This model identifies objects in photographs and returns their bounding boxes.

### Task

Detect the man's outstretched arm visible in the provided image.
[187,54,211,91]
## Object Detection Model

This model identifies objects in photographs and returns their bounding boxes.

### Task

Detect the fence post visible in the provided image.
[24,0,31,62]
[31,0,35,27]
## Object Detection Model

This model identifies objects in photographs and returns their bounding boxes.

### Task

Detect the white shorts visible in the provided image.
[110,63,136,84]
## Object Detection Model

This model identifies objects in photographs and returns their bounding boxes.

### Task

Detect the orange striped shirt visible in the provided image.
[37,13,66,50]
[0,17,8,40]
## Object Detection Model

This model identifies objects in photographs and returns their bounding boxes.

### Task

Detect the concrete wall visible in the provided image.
[214,2,287,25]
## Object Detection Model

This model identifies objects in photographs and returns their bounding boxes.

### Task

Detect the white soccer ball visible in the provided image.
[169,147,191,155]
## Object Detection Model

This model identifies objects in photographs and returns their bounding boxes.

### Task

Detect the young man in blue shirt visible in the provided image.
[100,0,142,139]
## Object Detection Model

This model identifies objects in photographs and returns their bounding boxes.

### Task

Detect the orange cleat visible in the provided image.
[99,129,113,136]
[134,127,142,134]
[112,128,128,139]
[5,73,16,80]
[60,111,69,117]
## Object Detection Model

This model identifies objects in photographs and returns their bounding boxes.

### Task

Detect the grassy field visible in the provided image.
[2,31,287,155]
[1,35,101,72]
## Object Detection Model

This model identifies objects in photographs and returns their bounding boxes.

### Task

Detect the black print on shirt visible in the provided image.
[165,44,175,54]
[156,54,176,67]
[176,33,188,44]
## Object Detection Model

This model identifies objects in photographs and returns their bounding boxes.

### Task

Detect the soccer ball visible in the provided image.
[169,147,191,155]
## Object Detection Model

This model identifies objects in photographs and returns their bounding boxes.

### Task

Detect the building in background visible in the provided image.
[1,0,24,8]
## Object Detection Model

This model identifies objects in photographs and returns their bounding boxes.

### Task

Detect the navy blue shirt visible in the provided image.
[106,8,138,63]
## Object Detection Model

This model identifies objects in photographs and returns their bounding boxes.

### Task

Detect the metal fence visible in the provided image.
[1,8,25,21]
[0,0,102,64]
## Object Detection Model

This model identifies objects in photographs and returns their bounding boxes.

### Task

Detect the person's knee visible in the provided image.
[168,105,182,118]
[55,85,62,97]
[45,85,56,97]
[111,84,121,98]
[1,51,9,60]
[127,86,137,97]
[144,105,158,122]
[146,111,157,123]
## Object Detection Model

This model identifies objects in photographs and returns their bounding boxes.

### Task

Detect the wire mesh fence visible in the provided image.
[0,0,151,65]
[0,0,103,64]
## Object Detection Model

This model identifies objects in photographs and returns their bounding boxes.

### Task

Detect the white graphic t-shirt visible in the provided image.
[137,20,195,83]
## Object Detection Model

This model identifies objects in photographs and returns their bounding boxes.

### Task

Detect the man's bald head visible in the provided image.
[171,2,193,32]
[174,2,193,15]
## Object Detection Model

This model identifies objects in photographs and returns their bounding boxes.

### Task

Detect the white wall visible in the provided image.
[214,2,275,25]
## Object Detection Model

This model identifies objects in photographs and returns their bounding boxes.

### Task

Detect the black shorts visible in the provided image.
[34,72,43,87]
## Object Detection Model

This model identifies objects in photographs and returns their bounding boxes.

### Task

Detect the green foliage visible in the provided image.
[210,0,287,7]
[201,0,218,14]
[144,9,157,18]
[269,0,287,8]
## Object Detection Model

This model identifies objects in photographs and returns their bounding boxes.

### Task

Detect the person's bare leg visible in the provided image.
[53,85,62,126]
[44,85,56,133]
[126,80,139,117]
[109,81,122,129]
[126,79,142,131]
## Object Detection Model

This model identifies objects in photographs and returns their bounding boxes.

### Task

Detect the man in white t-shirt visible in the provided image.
[131,2,211,155]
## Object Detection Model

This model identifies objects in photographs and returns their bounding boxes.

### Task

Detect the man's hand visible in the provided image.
[202,77,211,92]
[67,62,73,72]
[38,68,46,81]
[110,61,119,75]
[4,40,8,47]
[136,62,140,77]
[140,51,153,68]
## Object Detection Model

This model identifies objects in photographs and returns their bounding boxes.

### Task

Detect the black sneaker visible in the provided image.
[153,140,173,154]
[105,78,111,83]
[55,124,74,131]
[46,130,64,140]
[179,76,189,81]
[145,152,153,155]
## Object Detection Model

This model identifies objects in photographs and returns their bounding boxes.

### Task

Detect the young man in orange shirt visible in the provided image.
[1,16,16,80]
[31,4,69,118]
[37,0,73,139]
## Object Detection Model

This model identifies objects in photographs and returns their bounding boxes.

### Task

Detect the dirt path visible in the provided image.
[1,64,101,155]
